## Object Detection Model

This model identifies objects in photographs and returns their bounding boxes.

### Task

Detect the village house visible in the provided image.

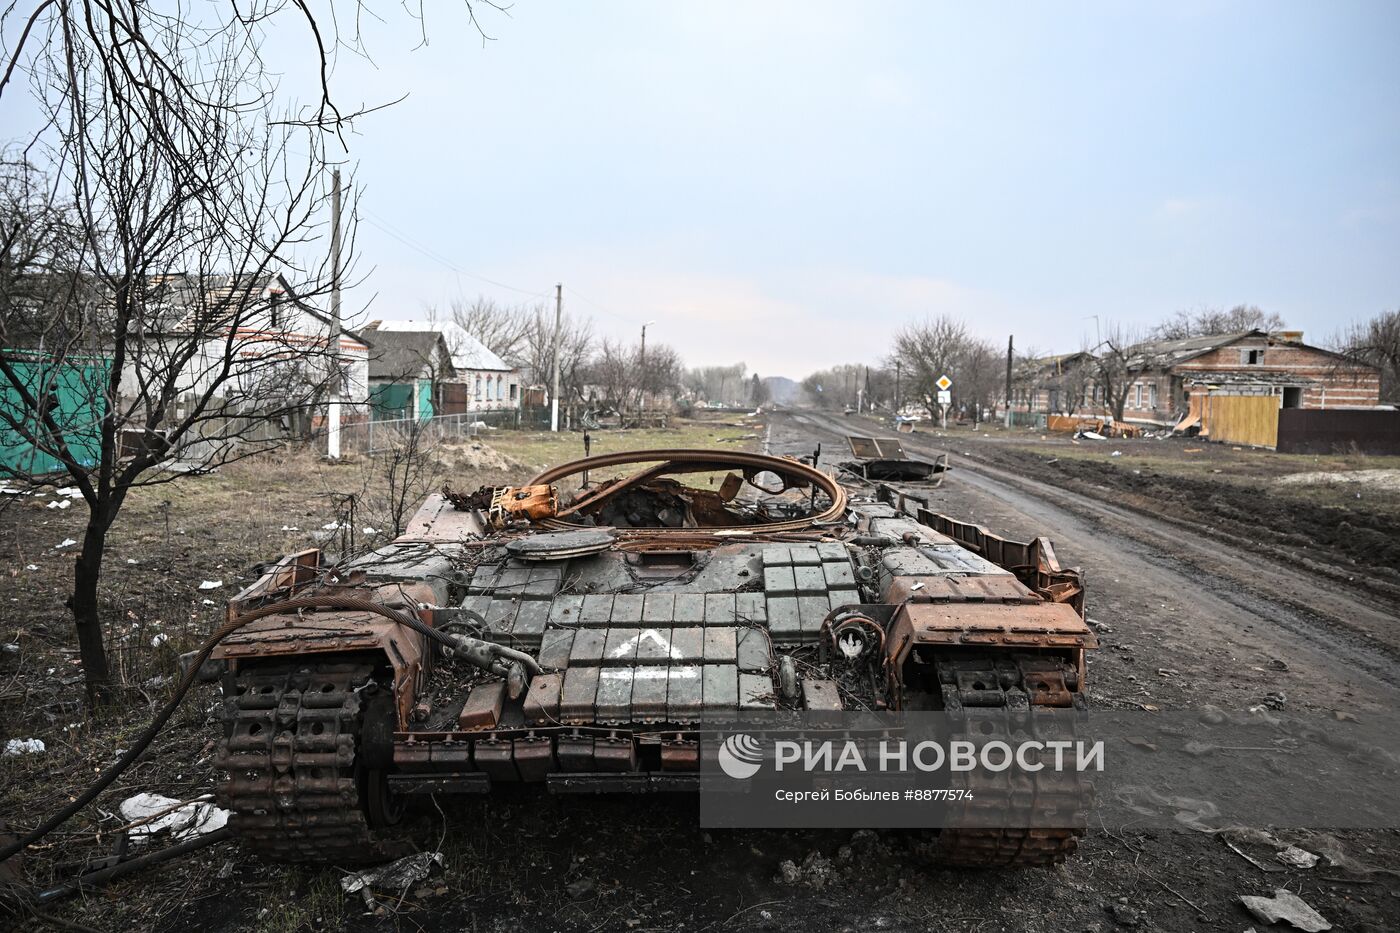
[1,273,370,474]
[1118,330,1380,428]
[360,324,455,420]
[108,273,371,413]
[1009,352,1100,416]
[360,320,520,415]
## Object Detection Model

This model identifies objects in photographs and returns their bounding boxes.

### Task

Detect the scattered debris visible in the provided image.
[197,580,223,590]
[1276,846,1319,869]
[1110,450,1122,457]
[776,850,835,888]
[118,793,229,841]
[3,738,46,756]
[565,877,596,898]
[1237,888,1331,932]
[1105,897,1144,927]
[46,499,71,509]
[25,564,38,571]
[340,851,444,907]
[151,633,168,648]
[54,538,77,549]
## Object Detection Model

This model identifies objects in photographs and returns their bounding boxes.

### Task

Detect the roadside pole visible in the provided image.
[327,168,342,459]
[550,283,562,432]
[1003,334,1014,428]
[936,374,952,431]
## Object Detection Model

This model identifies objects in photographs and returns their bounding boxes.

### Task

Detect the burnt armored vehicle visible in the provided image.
[212,448,1095,867]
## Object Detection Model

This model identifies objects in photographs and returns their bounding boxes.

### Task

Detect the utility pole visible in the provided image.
[327,168,342,459]
[550,283,563,432]
[894,361,902,415]
[1003,334,1014,429]
[638,321,654,413]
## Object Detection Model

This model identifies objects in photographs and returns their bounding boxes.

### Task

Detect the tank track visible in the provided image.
[930,653,1089,868]
[214,660,405,864]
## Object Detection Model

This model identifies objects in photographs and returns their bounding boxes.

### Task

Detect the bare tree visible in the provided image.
[522,305,593,405]
[1152,304,1285,340]
[0,4,395,704]
[750,373,770,407]
[1090,323,1148,421]
[952,338,1002,423]
[379,422,442,537]
[891,315,972,420]
[443,295,536,364]
[683,364,747,405]
[1335,309,1400,403]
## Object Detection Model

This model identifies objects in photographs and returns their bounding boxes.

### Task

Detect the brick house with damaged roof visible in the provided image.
[1117,330,1380,428]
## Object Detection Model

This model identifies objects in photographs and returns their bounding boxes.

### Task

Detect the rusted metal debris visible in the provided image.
[839,435,950,483]
[202,446,1094,868]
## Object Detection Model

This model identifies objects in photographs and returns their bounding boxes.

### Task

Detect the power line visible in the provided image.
[564,285,636,325]
[360,210,552,300]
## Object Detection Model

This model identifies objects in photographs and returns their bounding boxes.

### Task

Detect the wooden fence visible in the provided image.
[1204,394,1279,448]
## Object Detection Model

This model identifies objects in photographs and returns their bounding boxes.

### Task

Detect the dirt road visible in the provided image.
[775,409,1400,714]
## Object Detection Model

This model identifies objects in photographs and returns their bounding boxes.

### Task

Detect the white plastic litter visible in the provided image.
[341,851,444,900]
[151,633,168,648]
[197,580,223,590]
[201,598,216,606]
[55,538,77,549]
[1110,450,1122,457]
[118,792,229,841]
[1238,889,1331,931]
[25,564,38,571]
[46,499,71,509]
[1081,431,1106,440]
[127,558,139,564]
[1277,845,1320,869]
[4,738,46,756]
[280,525,300,531]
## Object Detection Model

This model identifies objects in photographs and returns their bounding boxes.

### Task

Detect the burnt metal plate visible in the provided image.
[507,529,616,561]
[846,435,883,459]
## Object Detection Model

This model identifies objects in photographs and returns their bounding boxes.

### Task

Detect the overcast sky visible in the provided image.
[10,2,1400,378]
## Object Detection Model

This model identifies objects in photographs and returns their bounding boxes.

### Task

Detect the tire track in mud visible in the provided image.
[776,408,1400,697]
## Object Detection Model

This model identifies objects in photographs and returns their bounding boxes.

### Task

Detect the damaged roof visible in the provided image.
[1182,370,1316,387]
[1125,331,1260,370]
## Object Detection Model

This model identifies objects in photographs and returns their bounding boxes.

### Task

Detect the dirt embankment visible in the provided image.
[947,436,1400,590]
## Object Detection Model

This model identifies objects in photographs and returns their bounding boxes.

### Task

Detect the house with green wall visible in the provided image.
[0,352,110,479]
[363,327,454,421]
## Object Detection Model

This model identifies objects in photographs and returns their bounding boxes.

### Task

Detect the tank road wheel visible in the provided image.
[214,660,411,864]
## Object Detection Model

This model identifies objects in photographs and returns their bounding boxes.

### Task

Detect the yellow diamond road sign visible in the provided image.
[936,374,952,391]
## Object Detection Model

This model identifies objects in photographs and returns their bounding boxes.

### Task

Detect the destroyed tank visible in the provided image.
[210,447,1095,867]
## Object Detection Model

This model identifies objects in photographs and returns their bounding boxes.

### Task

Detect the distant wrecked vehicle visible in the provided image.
[210,447,1094,867]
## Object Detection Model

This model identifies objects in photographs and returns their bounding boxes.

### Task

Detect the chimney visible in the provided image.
[1275,330,1303,343]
